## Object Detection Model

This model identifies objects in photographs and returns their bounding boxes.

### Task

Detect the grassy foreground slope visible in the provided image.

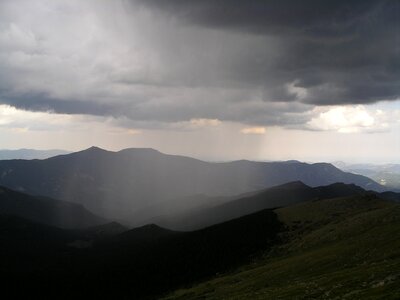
[164,195,400,299]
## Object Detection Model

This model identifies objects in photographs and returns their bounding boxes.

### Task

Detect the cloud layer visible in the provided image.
[0,0,398,130]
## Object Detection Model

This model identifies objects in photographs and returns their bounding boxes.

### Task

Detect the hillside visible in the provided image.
[0,147,385,222]
[0,187,399,299]
[164,195,400,300]
[0,185,106,228]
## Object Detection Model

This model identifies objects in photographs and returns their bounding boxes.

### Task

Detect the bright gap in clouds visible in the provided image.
[240,127,266,134]
[307,105,393,133]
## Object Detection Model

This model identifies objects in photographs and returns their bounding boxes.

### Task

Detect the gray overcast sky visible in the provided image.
[0,0,399,163]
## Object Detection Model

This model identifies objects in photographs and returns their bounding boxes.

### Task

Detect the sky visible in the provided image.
[0,0,399,163]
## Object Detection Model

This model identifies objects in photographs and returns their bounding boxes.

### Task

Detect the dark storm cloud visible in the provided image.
[135,0,400,105]
[0,0,398,129]
[136,0,378,37]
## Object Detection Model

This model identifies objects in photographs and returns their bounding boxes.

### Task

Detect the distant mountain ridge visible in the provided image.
[143,181,391,230]
[0,146,386,222]
[0,149,70,160]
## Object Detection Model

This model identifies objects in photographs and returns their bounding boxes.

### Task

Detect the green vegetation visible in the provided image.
[164,195,400,299]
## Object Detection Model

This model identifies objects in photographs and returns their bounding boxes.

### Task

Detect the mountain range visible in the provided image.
[1,146,398,298]
[0,147,387,223]
[0,149,70,160]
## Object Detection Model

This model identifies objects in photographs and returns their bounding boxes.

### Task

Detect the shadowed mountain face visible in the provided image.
[0,185,106,229]
[0,147,385,221]
[0,208,282,299]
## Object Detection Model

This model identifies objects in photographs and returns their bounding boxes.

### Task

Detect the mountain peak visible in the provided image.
[284,160,302,164]
[118,147,161,154]
[58,146,112,159]
[86,146,108,152]
[74,146,112,155]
